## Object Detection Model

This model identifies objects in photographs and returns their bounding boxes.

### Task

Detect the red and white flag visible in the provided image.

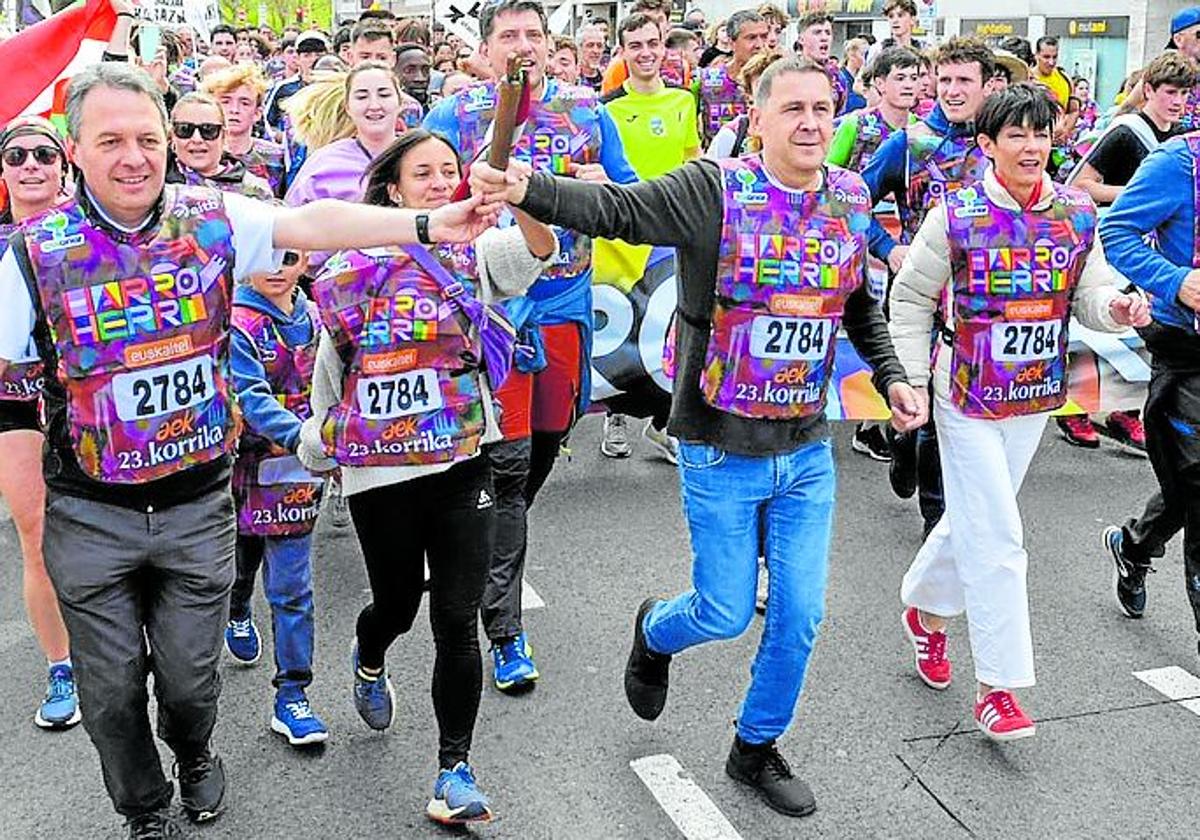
[0,0,116,128]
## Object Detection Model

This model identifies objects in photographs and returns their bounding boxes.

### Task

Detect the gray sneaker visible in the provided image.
[642,420,679,465]
[601,413,633,458]
[329,481,352,528]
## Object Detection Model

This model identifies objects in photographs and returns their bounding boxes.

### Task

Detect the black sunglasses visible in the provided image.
[172,122,223,141]
[2,145,61,167]
[281,251,301,267]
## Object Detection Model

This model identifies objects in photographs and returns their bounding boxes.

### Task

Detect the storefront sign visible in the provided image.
[962,18,1028,39]
[1046,17,1130,39]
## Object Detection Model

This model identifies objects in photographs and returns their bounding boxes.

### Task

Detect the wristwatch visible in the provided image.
[415,213,433,245]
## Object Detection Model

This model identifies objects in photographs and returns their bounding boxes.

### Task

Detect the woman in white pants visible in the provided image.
[888,84,1150,740]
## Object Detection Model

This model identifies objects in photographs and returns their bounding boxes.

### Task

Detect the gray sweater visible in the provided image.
[519,159,909,455]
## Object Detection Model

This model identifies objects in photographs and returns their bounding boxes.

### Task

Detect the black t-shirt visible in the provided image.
[1088,113,1184,191]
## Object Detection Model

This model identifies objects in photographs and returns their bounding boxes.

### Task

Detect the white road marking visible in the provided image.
[1133,666,1200,715]
[522,579,545,610]
[630,754,744,840]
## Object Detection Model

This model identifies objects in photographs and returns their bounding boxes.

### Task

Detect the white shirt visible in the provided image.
[0,190,282,363]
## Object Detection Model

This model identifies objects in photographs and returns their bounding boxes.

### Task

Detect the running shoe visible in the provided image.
[755,558,769,615]
[126,810,182,839]
[974,690,1036,741]
[224,615,261,665]
[491,633,539,693]
[1102,411,1147,457]
[851,424,892,462]
[271,691,330,746]
[1104,525,1152,619]
[427,762,493,825]
[351,643,395,730]
[887,427,918,499]
[902,607,951,690]
[601,413,633,458]
[1056,415,1100,449]
[624,598,671,720]
[642,420,679,465]
[725,736,816,818]
[329,480,352,527]
[175,748,225,822]
[35,663,82,730]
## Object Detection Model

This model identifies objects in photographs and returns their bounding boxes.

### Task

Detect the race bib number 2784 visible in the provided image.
[112,356,215,422]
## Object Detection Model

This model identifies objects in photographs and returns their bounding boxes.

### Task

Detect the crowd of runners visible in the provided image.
[1,0,1199,836]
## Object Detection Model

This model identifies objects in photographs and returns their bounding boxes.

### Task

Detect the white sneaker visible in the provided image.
[328,481,352,528]
[601,414,633,458]
[642,420,678,465]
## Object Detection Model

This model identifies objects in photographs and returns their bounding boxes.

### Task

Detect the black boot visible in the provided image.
[624,598,671,721]
[175,747,226,823]
[725,736,816,818]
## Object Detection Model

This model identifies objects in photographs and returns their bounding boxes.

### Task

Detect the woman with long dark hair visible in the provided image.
[297,129,555,825]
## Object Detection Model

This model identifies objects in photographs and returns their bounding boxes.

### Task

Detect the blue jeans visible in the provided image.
[644,438,836,745]
[232,533,315,696]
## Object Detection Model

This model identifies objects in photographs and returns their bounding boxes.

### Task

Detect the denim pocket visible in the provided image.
[677,441,727,470]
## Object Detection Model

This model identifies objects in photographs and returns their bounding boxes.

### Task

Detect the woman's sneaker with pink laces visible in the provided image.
[974,690,1036,741]
[902,607,951,689]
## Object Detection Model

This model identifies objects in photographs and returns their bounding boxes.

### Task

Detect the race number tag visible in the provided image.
[990,321,1060,363]
[750,316,832,361]
[112,356,215,421]
[355,370,443,419]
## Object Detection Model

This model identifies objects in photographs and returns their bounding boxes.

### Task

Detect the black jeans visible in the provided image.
[42,488,235,818]
[348,456,494,768]
[1120,323,1200,633]
[482,438,531,641]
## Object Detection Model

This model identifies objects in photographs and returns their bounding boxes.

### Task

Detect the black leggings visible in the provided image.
[348,456,495,768]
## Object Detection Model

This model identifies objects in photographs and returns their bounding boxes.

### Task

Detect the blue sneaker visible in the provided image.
[351,644,395,730]
[427,762,493,825]
[492,633,539,693]
[35,664,81,730]
[270,692,329,746]
[224,616,261,665]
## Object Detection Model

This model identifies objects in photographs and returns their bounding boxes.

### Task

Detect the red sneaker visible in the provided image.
[1103,411,1147,457]
[974,690,1036,741]
[1056,415,1100,449]
[901,607,951,690]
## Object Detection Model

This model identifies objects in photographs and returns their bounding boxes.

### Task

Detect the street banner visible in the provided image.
[589,245,1150,421]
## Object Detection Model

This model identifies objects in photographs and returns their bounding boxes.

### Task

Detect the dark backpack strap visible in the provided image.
[733,116,750,157]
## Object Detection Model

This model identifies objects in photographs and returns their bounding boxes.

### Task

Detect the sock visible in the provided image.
[48,657,72,671]
[356,664,383,682]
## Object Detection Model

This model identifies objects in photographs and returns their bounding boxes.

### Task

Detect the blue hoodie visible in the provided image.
[230,284,318,453]
[1099,136,1197,334]
[860,104,974,262]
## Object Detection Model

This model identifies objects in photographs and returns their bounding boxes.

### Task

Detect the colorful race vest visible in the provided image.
[1181,89,1200,132]
[454,81,603,292]
[698,64,748,147]
[178,158,275,202]
[825,61,848,116]
[236,137,286,197]
[944,184,1096,419]
[0,222,44,403]
[313,243,487,467]
[24,187,236,483]
[701,156,870,420]
[846,109,900,173]
[230,302,323,536]
[902,122,989,243]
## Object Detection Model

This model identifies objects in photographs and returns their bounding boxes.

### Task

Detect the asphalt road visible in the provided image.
[2,416,1198,840]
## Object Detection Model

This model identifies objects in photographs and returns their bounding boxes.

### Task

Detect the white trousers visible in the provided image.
[900,395,1048,689]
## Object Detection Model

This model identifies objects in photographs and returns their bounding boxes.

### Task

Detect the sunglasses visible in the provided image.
[172,122,223,141]
[2,145,61,167]
[281,251,301,267]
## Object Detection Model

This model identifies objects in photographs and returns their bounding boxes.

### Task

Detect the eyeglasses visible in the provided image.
[2,145,61,167]
[281,251,301,267]
[172,122,223,141]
